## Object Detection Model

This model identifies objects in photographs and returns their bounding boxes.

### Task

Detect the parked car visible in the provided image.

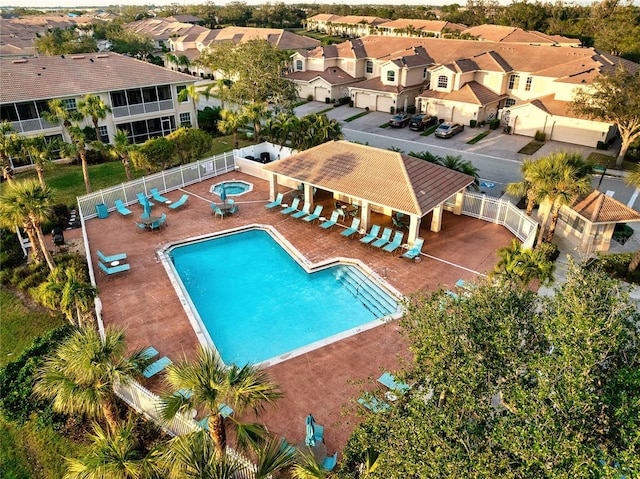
[409,114,438,131]
[434,122,465,138]
[388,113,411,128]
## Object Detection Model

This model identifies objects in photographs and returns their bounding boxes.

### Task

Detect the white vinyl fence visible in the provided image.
[447,192,538,249]
[76,151,235,220]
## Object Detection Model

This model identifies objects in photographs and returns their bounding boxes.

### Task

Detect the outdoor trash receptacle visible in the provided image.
[96,203,108,219]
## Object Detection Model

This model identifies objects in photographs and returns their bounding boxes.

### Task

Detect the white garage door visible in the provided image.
[355,92,371,109]
[314,86,330,102]
[376,96,394,113]
[512,116,538,138]
[551,124,599,147]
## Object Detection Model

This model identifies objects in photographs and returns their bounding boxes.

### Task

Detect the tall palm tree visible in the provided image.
[78,93,112,143]
[0,179,55,270]
[64,421,162,479]
[111,129,136,181]
[160,347,282,456]
[218,109,247,149]
[243,102,270,144]
[63,126,93,193]
[43,98,82,140]
[0,120,21,184]
[436,155,480,189]
[23,135,60,187]
[34,326,153,433]
[506,158,540,216]
[624,168,640,271]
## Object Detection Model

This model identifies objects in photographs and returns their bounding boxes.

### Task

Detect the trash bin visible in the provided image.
[51,226,64,246]
[260,152,271,164]
[96,203,108,219]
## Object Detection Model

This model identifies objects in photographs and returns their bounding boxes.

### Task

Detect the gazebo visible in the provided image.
[262,140,475,245]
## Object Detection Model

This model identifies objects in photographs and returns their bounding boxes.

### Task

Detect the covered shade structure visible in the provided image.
[262,140,475,245]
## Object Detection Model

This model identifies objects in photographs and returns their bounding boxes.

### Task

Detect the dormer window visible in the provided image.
[386,70,395,82]
[366,60,373,74]
[508,74,520,90]
[295,59,303,71]
[437,75,448,89]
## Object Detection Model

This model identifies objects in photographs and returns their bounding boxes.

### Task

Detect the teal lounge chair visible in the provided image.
[150,188,169,203]
[114,199,132,216]
[320,210,340,230]
[372,227,393,248]
[281,197,301,215]
[143,356,172,378]
[97,250,127,263]
[341,217,360,238]
[322,452,338,471]
[314,424,324,443]
[265,193,284,209]
[455,279,474,290]
[359,225,381,245]
[141,347,159,361]
[99,261,130,275]
[382,231,404,254]
[402,238,424,262]
[169,194,189,210]
[358,395,390,413]
[377,372,411,393]
[136,192,154,207]
[292,202,311,219]
[302,205,323,223]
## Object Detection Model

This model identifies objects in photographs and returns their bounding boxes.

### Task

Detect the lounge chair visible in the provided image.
[371,227,393,248]
[302,205,323,223]
[136,192,154,207]
[280,197,301,215]
[143,356,172,378]
[314,424,324,443]
[320,210,340,230]
[341,217,361,238]
[150,188,169,203]
[168,194,189,210]
[98,261,130,275]
[377,372,411,393]
[359,225,381,245]
[265,193,284,209]
[401,238,424,262]
[382,231,404,254]
[97,250,127,263]
[358,395,390,413]
[114,199,132,216]
[149,213,167,231]
[141,346,159,361]
[322,452,338,471]
[455,279,474,290]
[291,202,311,219]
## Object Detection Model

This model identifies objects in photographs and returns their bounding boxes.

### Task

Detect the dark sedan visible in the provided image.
[409,114,438,131]
[434,122,465,138]
[388,113,411,128]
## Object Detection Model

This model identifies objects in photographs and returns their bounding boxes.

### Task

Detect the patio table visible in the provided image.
[141,215,161,228]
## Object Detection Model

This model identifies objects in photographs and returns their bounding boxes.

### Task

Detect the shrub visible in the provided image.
[407,105,416,114]
[489,118,500,130]
[470,119,477,128]
[597,140,609,150]
[613,223,634,245]
[536,242,560,262]
[349,100,354,107]
[0,228,24,271]
[390,106,395,114]
[307,94,314,101]
[534,130,547,142]
[325,97,331,104]
[338,96,350,105]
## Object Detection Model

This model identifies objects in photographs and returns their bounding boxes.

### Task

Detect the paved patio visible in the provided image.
[85,171,515,453]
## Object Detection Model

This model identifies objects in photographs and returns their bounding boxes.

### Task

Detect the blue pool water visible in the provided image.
[169,229,398,365]
[212,181,252,196]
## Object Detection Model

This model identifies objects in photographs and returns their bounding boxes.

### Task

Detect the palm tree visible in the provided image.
[218,109,247,149]
[63,126,93,193]
[43,98,82,140]
[506,158,539,215]
[34,326,152,433]
[64,421,162,479]
[243,102,270,144]
[177,83,215,104]
[111,129,136,181]
[0,120,21,184]
[23,135,60,187]
[436,155,480,189]
[290,450,328,479]
[491,239,555,287]
[78,94,112,143]
[624,168,640,271]
[160,347,282,456]
[0,179,55,270]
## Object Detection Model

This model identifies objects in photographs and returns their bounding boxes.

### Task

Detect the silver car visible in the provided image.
[434,122,465,138]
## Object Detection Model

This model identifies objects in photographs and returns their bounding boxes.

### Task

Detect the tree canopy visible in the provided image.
[338,261,640,478]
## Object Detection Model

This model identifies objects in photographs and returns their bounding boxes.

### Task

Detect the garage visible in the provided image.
[314,86,330,102]
[355,92,372,109]
[376,95,394,114]
[550,124,600,147]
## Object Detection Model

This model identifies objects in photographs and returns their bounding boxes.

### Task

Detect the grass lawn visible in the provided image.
[420,125,438,137]
[379,123,390,128]
[586,152,638,172]
[344,111,369,123]
[317,107,334,114]
[467,131,492,144]
[518,141,545,155]
[289,28,345,45]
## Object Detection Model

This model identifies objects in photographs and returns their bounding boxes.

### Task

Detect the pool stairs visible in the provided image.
[333,266,398,318]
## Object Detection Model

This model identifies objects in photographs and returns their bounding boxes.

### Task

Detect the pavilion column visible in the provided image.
[599,223,616,252]
[304,184,313,204]
[268,173,279,201]
[453,189,465,215]
[361,202,371,231]
[431,204,443,232]
[579,221,594,254]
[408,215,421,246]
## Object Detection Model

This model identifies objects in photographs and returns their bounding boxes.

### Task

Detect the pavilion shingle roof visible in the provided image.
[0,54,194,103]
[572,191,640,224]
[262,141,473,216]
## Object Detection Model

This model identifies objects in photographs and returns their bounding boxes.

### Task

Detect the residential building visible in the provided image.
[376,19,466,38]
[460,24,581,47]
[305,14,390,37]
[289,36,639,147]
[0,53,197,167]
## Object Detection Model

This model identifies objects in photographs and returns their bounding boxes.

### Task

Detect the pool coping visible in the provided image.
[209,179,254,197]
[157,223,405,368]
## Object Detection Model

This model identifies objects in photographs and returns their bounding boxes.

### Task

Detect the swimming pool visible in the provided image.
[210,180,253,197]
[167,228,401,366]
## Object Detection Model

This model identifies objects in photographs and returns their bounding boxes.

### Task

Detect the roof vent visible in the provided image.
[96,54,109,58]
[71,55,85,59]
[12,59,27,64]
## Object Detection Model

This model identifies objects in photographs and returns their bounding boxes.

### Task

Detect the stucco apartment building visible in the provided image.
[288,35,639,147]
[0,53,197,167]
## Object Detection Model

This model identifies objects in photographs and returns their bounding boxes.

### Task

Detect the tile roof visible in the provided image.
[461,25,580,46]
[307,14,342,22]
[379,45,434,68]
[330,16,390,26]
[378,19,466,33]
[348,77,413,93]
[286,67,361,85]
[0,53,195,103]
[262,140,473,216]
[419,81,506,105]
[572,190,640,223]
[200,27,320,50]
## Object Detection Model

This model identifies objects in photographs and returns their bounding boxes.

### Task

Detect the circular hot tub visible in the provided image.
[210,180,253,197]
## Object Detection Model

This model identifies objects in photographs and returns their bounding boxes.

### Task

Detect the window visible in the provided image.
[116,116,176,144]
[437,75,448,88]
[0,104,18,122]
[63,98,77,112]
[295,60,303,71]
[525,76,532,91]
[157,85,171,101]
[505,98,516,107]
[423,68,428,79]
[142,86,158,103]
[386,70,395,82]
[126,89,142,105]
[508,74,520,90]
[110,90,127,108]
[366,60,373,74]
[179,112,191,127]
[16,102,38,120]
[176,85,187,102]
[98,126,109,143]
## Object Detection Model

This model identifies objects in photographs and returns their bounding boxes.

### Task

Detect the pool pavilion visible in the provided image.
[262,140,475,246]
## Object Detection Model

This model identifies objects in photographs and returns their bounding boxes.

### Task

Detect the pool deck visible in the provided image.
[85,171,515,455]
